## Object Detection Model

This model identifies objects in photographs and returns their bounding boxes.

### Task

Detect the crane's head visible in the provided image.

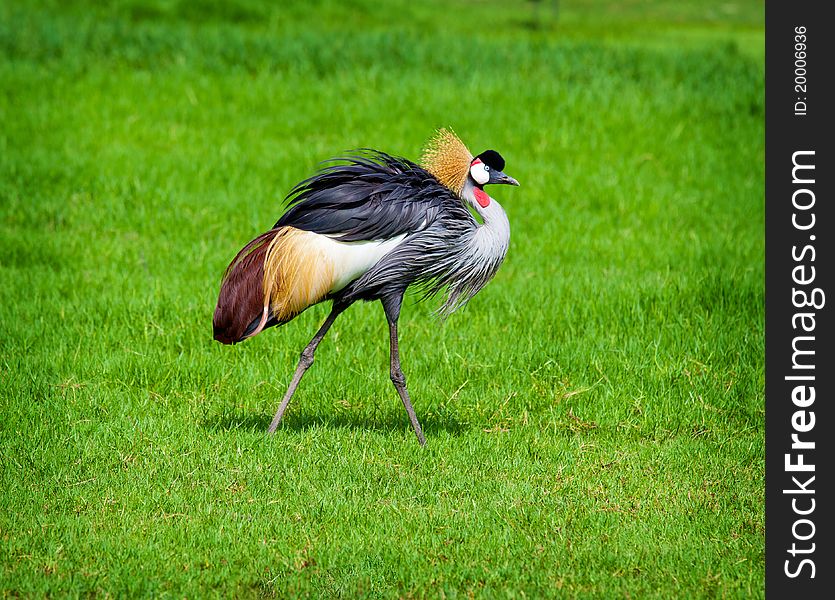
[469,150,519,188]
[421,128,519,195]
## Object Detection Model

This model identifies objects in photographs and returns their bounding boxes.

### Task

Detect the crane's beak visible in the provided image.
[493,171,520,186]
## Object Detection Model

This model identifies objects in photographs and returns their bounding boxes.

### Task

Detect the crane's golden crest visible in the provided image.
[420,128,474,196]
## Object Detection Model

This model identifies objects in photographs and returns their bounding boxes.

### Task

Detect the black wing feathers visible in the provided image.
[276,151,460,242]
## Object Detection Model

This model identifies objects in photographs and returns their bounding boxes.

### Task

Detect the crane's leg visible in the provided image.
[382,295,426,446]
[267,301,348,434]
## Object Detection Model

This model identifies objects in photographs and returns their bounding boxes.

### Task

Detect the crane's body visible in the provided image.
[213,130,518,444]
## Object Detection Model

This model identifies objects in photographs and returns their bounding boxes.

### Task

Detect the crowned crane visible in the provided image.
[212,129,519,445]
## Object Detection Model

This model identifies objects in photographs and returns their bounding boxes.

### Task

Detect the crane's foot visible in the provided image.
[410,415,427,446]
[266,349,313,435]
[391,371,426,446]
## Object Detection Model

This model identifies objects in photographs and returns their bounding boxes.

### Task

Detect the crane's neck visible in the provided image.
[460,178,510,266]
[421,177,512,315]
[462,179,511,238]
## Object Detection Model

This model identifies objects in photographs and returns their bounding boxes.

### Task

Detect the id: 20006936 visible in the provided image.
[794,26,807,116]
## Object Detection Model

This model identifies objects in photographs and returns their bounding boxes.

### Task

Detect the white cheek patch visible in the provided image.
[470,162,489,185]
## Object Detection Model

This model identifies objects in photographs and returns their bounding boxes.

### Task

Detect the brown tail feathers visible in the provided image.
[213,227,336,345]
[213,229,278,344]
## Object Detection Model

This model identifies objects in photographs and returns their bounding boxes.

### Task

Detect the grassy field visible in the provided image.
[1,0,764,597]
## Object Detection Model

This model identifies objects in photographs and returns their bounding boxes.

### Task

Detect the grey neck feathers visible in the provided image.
[429,178,510,314]
[461,178,511,260]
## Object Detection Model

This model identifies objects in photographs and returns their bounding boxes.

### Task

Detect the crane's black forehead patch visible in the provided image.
[475,150,505,172]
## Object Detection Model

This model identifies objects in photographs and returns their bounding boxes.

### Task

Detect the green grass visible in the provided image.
[1,0,764,596]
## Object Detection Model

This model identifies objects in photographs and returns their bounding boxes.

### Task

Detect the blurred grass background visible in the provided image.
[1,0,764,597]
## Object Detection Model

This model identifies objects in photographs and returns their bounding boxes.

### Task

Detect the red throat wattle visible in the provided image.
[474,187,490,208]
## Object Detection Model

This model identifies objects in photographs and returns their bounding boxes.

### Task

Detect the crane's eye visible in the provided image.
[470,162,489,185]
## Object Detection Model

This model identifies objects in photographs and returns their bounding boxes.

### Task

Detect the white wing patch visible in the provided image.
[315,233,408,292]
